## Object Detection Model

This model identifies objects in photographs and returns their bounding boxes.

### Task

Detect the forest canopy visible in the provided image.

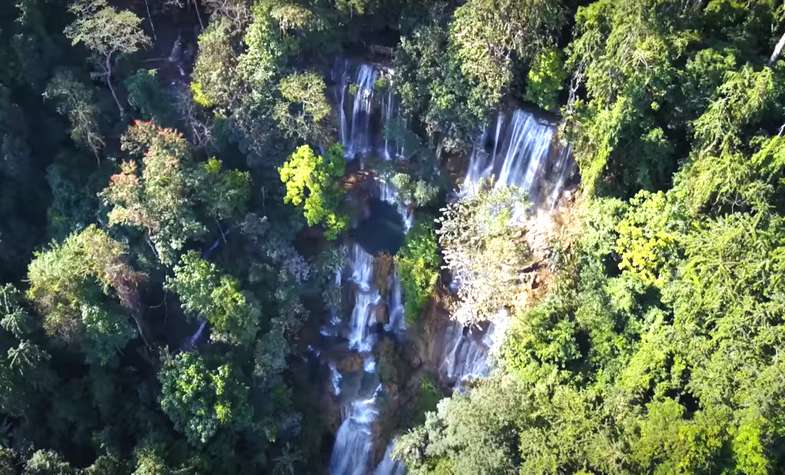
[1,0,785,474]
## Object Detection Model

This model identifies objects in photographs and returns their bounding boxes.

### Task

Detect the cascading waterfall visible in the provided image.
[380,83,406,161]
[378,177,414,232]
[330,381,383,475]
[327,243,409,475]
[347,64,378,159]
[438,108,576,385]
[334,60,406,162]
[347,245,381,352]
[374,439,406,475]
[328,243,385,474]
[327,62,577,473]
[437,316,510,387]
[462,109,576,208]
[385,271,406,335]
[327,61,412,475]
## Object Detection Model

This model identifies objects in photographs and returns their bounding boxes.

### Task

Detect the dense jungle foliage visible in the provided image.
[1,0,785,474]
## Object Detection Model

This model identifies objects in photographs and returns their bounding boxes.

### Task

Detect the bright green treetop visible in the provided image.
[158,352,253,446]
[279,144,348,239]
[166,251,260,346]
[397,221,441,324]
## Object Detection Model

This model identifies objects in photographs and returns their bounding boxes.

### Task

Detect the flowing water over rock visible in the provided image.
[437,108,576,386]
[327,62,411,475]
[374,439,406,475]
[462,109,576,208]
[333,60,406,162]
[326,62,577,473]
[326,243,408,475]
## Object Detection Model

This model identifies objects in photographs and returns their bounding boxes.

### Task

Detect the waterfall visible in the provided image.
[335,59,350,148]
[437,316,510,387]
[325,70,415,475]
[329,211,413,475]
[462,109,576,209]
[438,108,576,386]
[385,271,406,335]
[329,362,343,396]
[328,244,383,474]
[377,177,413,232]
[374,439,406,475]
[325,61,579,475]
[347,64,378,159]
[380,83,406,161]
[326,178,413,474]
[329,384,383,475]
[334,61,406,162]
[347,245,381,352]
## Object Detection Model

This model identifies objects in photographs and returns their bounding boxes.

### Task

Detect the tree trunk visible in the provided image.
[132,313,152,349]
[144,0,157,41]
[105,53,124,117]
[769,30,785,65]
[192,0,204,31]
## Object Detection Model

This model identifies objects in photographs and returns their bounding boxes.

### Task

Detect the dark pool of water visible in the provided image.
[351,199,404,255]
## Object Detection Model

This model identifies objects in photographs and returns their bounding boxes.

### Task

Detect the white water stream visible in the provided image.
[326,62,576,474]
[437,109,575,386]
[328,61,411,475]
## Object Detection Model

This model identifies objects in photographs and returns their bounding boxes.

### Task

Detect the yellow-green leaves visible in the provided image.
[159,352,252,445]
[524,48,567,112]
[279,144,347,239]
[616,191,680,288]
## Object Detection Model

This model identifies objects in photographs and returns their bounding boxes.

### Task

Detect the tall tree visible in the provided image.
[26,225,145,364]
[158,352,253,446]
[44,69,105,162]
[64,0,151,116]
[101,121,250,265]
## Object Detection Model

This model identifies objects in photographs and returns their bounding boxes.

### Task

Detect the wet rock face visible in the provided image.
[374,303,389,326]
[336,352,364,373]
[321,390,343,433]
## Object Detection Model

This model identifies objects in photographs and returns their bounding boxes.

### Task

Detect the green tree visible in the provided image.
[195,158,252,222]
[26,225,145,364]
[24,449,76,475]
[101,121,205,264]
[273,72,332,145]
[0,284,54,418]
[125,69,175,125]
[44,69,105,161]
[158,352,253,446]
[437,183,532,324]
[101,121,249,265]
[64,0,151,116]
[166,251,260,345]
[450,0,565,109]
[395,11,487,151]
[524,47,567,111]
[0,448,18,475]
[396,221,440,324]
[279,144,347,239]
[389,173,439,208]
[190,17,241,111]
